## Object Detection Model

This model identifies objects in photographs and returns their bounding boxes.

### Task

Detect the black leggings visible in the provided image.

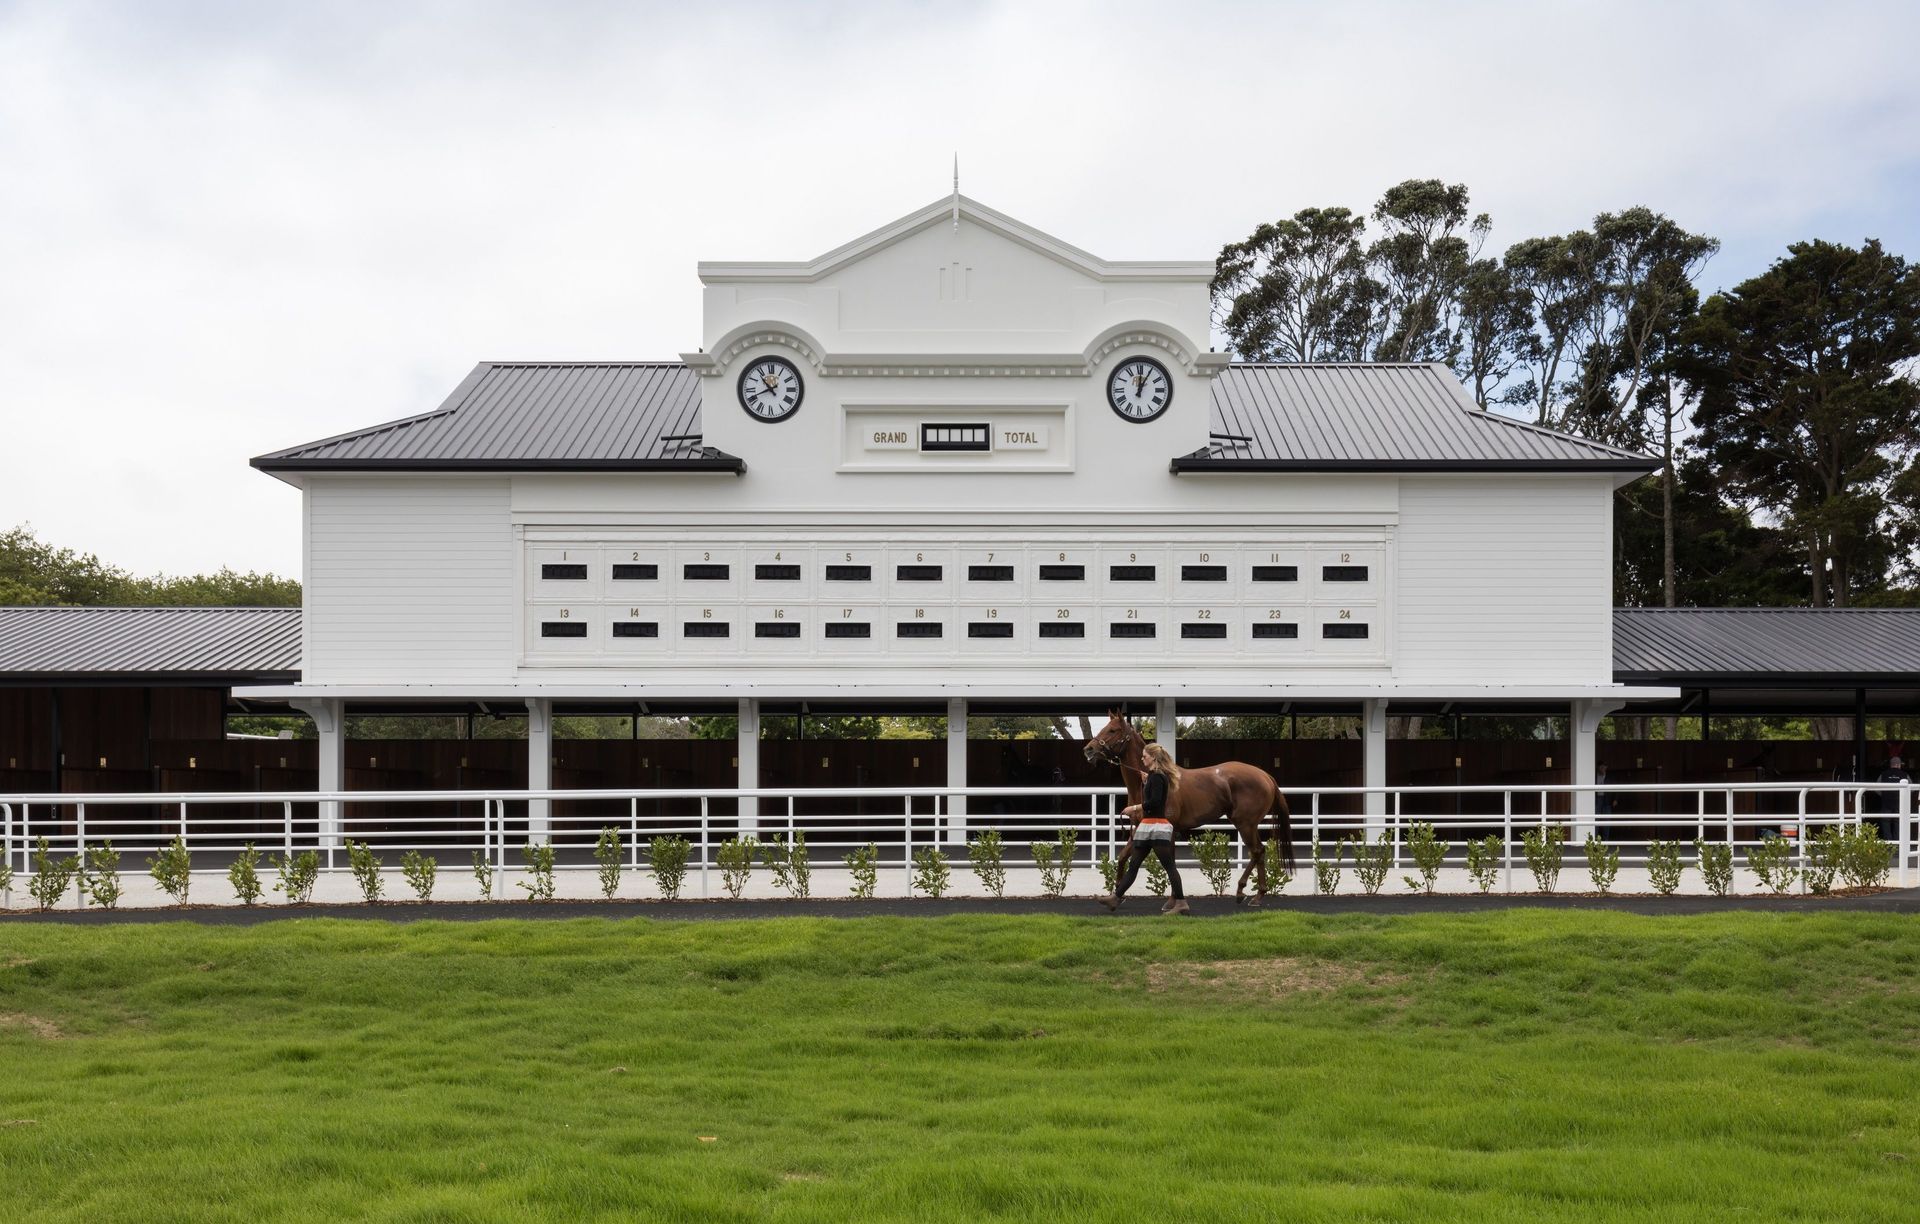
[1114,838,1183,899]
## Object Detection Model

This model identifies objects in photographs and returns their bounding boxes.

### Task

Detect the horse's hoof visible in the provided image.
[1247,897,1264,909]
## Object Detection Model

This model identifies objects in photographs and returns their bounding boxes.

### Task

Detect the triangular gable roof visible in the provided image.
[696,195,1214,285]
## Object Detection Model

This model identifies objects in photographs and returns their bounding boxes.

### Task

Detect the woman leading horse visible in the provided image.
[1100,742,1190,914]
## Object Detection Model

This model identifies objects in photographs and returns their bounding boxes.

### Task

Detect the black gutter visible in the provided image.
[1611,672,1920,687]
[251,455,746,475]
[0,672,301,688]
[1169,456,1659,474]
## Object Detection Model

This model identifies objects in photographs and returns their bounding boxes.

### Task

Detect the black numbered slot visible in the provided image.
[1181,623,1228,639]
[611,621,659,638]
[754,564,801,581]
[1252,623,1298,639]
[1322,565,1369,582]
[968,565,1015,581]
[824,622,872,639]
[682,563,730,580]
[920,423,991,452]
[683,622,731,638]
[754,622,801,638]
[610,563,657,580]
[1180,565,1228,581]
[1108,564,1156,581]
[1251,566,1298,582]
[540,621,587,638]
[1323,623,1369,639]
[824,565,872,581]
[967,622,1014,638]
[895,564,943,581]
[1037,564,1085,581]
[1038,622,1085,639]
[1109,622,1157,639]
[896,622,944,638]
[540,564,588,580]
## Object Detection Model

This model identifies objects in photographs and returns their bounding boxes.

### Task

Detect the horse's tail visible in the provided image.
[1264,772,1296,871]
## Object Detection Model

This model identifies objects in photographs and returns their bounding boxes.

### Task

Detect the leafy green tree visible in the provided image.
[1213,206,1373,362]
[1,524,299,607]
[1679,239,1920,606]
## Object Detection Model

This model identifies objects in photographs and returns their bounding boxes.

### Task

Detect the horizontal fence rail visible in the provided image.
[0,782,1912,904]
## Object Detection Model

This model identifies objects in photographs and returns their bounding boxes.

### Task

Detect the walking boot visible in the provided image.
[1098,893,1120,912]
[1161,898,1191,915]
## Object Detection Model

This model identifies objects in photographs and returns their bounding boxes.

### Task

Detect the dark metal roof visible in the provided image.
[1613,608,1920,684]
[253,363,744,474]
[1176,364,1658,472]
[0,607,303,683]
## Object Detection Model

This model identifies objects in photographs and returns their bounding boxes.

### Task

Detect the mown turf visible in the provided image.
[2,911,1917,1222]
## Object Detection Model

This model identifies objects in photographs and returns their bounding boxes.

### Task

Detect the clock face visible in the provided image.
[1107,357,1172,422]
[737,357,804,422]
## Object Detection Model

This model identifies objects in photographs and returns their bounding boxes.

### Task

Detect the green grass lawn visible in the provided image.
[2,910,1918,1222]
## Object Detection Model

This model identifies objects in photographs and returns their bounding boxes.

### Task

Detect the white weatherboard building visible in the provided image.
[246,195,1671,829]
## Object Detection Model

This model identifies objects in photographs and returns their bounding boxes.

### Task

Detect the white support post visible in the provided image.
[526,698,552,844]
[946,697,967,845]
[737,698,759,834]
[1362,699,1387,836]
[1155,697,1177,760]
[291,698,344,851]
[1570,699,1623,846]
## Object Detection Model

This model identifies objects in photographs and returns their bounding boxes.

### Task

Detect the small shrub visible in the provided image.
[1142,851,1170,897]
[78,840,123,910]
[226,842,263,907]
[844,843,879,899]
[967,830,1007,898]
[1311,837,1343,896]
[1695,839,1733,897]
[1095,852,1118,895]
[1746,833,1798,895]
[1583,835,1619,896]
[147,836,193,906]
[1260,836,1295,893]
[761,834,812,899]
[517,842,556,901]
[275,850,319,904]
[1837,824,1892,889]
[1521,825,1565,894]
[1030,829,1079,897]
[343,840,383,903]
[594,827,624,900]
[1191,831,1234,897]
[1466,834,1502,894]
[1352,833,1391,896]
[0,861,12,903]
[470,851,496,900]
[648,835,690,900]
[29,839,78,911]
[717,835,758,899]
[1646,839,1685,896]
[400,849,437,902]
[1403,822,1447,894]
[911,846,951,898]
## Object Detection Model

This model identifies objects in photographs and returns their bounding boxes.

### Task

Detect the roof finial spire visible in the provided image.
[952,153,960,231]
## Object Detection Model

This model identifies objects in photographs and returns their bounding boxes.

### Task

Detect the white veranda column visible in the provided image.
[1571,699,1623,845]
[1155,697,1177,760]
[1362,699,1388,836]
[292,697,344,851]
[526,698,552,843]
[946,697,967,844]
[737,698,759,834]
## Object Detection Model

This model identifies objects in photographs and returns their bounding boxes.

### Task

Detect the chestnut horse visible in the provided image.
[1083,709,1295,904]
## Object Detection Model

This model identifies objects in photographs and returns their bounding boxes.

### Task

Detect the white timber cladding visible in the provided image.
[520,531,1392,671]
[1393,476,1615,684]
[304,477,516,683]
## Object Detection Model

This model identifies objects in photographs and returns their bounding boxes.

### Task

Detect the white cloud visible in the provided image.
[2,0,1917,575]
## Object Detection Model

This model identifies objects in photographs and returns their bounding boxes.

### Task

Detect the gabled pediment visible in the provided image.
[697,195,1212,285]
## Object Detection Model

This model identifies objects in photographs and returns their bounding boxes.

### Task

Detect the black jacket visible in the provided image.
[1142,771,1169,820]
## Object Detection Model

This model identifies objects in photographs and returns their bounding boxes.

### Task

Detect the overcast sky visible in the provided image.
[4,0,1918,579]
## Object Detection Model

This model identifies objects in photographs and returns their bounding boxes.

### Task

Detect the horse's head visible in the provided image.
[1084,708,1138,766]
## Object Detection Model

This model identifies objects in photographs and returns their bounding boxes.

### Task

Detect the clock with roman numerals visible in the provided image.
[1107,357,1172,422]
[737,356,804,422]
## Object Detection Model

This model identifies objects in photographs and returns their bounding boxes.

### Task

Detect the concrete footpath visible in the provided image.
[5,888,1919,925]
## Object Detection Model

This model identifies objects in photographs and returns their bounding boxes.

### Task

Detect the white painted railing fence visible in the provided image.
[0,782,1912,901]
